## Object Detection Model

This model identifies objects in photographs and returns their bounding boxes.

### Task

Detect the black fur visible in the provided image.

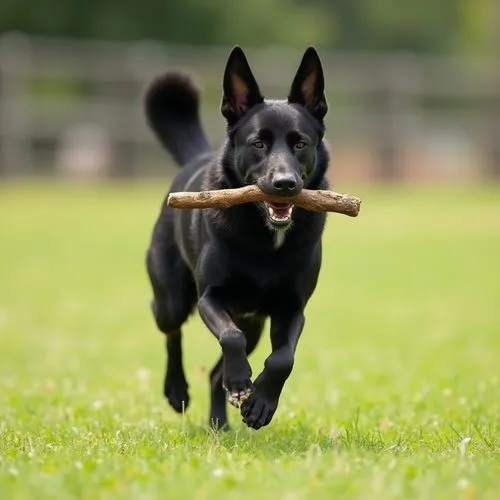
[145,46,330,430]
[145,73,211,165]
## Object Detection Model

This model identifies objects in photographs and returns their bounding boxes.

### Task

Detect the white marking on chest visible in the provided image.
[274,229,287,249]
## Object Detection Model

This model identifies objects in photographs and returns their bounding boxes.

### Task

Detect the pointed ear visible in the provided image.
[221,46,264,125]
[288,47,328,121]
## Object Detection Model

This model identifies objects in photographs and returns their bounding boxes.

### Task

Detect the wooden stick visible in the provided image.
[167,185,361,217]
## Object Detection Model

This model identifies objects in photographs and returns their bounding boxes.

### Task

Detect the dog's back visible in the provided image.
[144,71,218,273]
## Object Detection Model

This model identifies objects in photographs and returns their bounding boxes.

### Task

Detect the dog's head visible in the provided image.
[220,46,328,230]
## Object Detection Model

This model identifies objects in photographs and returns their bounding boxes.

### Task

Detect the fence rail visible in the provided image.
[1,32,499,181]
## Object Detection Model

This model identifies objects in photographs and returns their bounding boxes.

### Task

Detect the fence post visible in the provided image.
[0,32,33,177]
[377,55,420,181]
[127,40,166,178]
[487,0,500,178]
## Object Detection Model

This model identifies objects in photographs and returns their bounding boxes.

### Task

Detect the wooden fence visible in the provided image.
[1,32,499,182]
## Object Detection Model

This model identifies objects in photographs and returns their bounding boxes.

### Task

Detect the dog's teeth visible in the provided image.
[266,204,293,223]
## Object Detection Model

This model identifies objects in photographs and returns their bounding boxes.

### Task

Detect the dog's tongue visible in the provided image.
[273,206,290,218]
[269,202,292,219]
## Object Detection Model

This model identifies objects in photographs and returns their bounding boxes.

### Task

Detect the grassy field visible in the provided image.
[0,180,499,499]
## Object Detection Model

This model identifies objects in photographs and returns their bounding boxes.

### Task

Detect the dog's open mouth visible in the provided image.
[263,201,294,228]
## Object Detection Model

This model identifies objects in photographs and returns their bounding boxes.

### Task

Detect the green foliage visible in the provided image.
[0,0,329,48]
[0,0,494,54]
[0,182,499,498]
[457,0,496,55]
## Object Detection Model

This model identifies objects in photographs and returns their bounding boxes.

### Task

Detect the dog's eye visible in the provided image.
[252,141,265,149]
[294,141,307,150]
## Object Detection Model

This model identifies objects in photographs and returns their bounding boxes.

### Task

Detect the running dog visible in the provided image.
[144,46,330,430]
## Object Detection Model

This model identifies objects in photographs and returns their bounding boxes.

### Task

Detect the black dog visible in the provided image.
[144,46,330,430]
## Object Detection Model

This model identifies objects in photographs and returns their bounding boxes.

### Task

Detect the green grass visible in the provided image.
[0,180,499,499]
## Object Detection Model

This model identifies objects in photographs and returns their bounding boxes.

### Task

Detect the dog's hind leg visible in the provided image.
[147,242,197,414]
[209,315,265,430]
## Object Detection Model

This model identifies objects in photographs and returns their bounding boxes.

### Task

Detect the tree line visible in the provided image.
[0,0,494,55]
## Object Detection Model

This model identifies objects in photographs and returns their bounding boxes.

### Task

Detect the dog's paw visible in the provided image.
[222,357,253,408]
[240,392,278,430]
[164,376,190,414]
[223,378,253,408]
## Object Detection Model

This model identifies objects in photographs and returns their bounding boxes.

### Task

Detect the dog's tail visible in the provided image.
[144,72,211,167]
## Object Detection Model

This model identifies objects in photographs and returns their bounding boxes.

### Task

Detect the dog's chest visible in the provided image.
[224,271,292,319]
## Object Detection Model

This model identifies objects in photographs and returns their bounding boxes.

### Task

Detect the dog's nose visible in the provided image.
[272,173,300,195]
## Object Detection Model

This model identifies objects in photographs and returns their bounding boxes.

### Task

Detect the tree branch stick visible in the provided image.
[167,185,361,217]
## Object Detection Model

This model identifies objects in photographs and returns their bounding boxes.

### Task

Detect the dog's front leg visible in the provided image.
[240,307,305,430]
[198,287,253,407]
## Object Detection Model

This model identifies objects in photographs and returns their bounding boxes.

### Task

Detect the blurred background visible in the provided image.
[1,0,500,183]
